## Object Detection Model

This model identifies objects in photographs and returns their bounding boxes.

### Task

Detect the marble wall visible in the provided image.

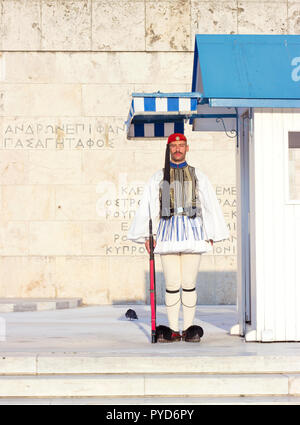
[0,0,298,304]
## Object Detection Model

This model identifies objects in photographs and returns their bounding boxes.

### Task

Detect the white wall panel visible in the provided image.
[235,119,244,334]
[251,109,266,341]
[252,109,300,341]
[295,207,300,339]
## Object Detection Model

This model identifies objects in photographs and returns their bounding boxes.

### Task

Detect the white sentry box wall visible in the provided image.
[235,108,300,342]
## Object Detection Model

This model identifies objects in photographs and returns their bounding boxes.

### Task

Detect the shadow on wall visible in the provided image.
[111,271,237,306]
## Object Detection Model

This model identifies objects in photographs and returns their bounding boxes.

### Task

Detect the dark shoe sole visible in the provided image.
[184,336,201,343]
[157,336,182,343]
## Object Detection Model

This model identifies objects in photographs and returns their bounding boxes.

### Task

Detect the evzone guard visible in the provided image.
[127,133,229,342]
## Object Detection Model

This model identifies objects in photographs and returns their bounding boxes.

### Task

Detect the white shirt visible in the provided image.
[127,167,229,254]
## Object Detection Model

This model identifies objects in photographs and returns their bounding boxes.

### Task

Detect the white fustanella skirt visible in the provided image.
[153,215,212,255]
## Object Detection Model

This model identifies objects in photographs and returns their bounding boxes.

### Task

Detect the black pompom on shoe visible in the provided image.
[125,309,138,320]
[182,325,204,342]
[156,325,181,343]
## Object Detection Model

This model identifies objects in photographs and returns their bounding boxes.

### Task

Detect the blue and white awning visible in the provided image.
[126,92,200,139]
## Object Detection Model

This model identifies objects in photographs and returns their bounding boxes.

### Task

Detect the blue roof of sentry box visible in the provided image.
[192,34,300,105]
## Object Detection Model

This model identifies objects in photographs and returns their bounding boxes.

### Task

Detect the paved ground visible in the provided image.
[1,305,300,405]
[0,304,300,357]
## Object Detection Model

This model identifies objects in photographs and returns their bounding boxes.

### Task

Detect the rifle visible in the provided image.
[149,216,157,343]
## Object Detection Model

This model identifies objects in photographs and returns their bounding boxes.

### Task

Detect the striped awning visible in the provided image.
[126,92,201,139]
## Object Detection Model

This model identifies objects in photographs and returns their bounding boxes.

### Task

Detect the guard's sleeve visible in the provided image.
[127,178,152,244]
[200,175,229,242]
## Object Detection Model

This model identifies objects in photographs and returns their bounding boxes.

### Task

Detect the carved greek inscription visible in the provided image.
[103,183,146,255]
[2,120,127,149]
[214,185,236,255]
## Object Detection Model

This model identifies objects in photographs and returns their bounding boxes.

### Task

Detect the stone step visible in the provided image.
[0,373,298,397]
[1,396,300,405]
[0,298,82,313]
[2,355,300,375]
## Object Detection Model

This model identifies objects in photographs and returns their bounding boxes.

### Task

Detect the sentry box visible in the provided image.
[126,34,300,342]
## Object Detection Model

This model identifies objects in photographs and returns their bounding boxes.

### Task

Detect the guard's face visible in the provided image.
[169,140,189,163]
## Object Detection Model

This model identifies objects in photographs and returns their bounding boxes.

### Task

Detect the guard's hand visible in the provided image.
[145,239,156,254]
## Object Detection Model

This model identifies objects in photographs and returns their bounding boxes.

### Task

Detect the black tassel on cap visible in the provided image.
[161,143,171,218]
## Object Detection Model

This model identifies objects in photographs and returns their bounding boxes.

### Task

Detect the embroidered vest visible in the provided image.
[159,165,202,219]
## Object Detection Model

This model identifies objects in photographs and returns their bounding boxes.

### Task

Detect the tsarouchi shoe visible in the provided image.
[156,325,181,343]
[182,325,204,342]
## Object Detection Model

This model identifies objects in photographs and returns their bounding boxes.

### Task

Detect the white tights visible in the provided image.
[160,253,201,332]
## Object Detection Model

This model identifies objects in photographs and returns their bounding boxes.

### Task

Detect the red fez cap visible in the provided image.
[167,133,187,144]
